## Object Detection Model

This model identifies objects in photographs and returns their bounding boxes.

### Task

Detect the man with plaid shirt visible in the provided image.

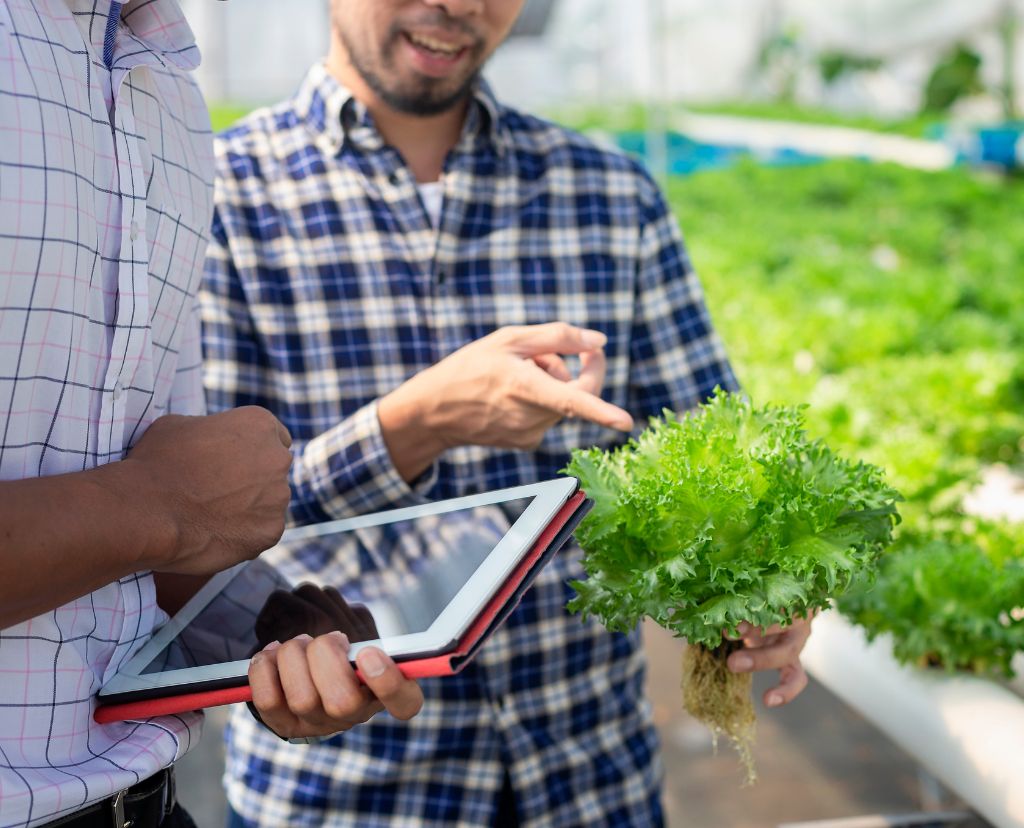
[202,1,814,825]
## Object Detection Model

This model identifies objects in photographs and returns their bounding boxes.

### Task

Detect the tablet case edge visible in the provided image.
[94,490,591,724]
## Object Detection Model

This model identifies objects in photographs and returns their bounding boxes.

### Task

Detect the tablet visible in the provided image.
[96,477,584,718]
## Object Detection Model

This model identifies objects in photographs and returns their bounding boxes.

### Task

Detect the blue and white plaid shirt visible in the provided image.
[201,62,737,828]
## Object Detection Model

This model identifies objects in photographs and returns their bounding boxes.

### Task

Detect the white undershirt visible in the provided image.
[418,180,444,227]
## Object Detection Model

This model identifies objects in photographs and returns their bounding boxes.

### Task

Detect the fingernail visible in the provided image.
[730,654,753,672]
[262,640,281,652]
[358,648,387,678]
[582,330,606,349]
[766,693,783,708]
[295,634,313,642]
[328,630,350,649]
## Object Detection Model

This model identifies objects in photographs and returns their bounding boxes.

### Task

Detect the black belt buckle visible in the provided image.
[114,767,173,828]
[164,768,176,819]
[110,789,128,828]
[41,767,174,828]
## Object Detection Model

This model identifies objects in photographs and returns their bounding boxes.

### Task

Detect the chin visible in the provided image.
[385,79,475,116]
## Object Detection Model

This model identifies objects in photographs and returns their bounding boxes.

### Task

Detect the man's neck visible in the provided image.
[326,52,468,184]
[373,103,468,184]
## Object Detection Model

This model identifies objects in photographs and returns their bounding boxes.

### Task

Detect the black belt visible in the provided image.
[40,768,176,828]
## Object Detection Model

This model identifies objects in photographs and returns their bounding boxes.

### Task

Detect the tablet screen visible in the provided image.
[137,496,534,675]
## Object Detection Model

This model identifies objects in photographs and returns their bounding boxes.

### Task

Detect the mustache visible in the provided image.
[389,9,484,46]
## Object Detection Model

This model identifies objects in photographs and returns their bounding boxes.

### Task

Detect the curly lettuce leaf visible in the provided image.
[564,390,901,648]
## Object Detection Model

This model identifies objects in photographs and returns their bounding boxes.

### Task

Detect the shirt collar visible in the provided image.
[65,0,200,72]
[294,61,506,158]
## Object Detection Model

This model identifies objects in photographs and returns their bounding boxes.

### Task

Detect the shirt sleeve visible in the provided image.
[200,202,437,527]
[627,171,739,420]
[166,296,207,416]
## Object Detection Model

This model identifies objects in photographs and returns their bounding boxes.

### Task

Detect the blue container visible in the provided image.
[932,121,1023,170]
[612,131,821,176]
[975,124,1024,168]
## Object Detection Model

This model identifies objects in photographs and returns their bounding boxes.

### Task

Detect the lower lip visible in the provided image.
[401,33,469,77]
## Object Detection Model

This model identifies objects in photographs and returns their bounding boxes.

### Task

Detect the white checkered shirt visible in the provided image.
[0,1,212,825]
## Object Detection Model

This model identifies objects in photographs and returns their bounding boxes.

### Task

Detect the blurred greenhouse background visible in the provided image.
[186,0,1024,117]
[174,1,1024,826]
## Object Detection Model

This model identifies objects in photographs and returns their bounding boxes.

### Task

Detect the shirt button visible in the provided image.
[387,171,400,186]
[129,221,140,242]
[112,380,124,400]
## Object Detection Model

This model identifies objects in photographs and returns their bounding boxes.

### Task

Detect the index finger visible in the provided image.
[763,662,809,708]
[572,349,607,397]
[500,322,607,357]
[528,370,633,432]
[727,632,803,674]
[249,642,301,737]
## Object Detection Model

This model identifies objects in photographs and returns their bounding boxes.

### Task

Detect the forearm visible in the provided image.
[0,461,175,628]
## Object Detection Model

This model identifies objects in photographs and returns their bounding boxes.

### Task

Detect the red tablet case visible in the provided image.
[94,490,591,724]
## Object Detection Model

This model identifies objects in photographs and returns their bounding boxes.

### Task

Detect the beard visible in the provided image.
[336,11,486,117]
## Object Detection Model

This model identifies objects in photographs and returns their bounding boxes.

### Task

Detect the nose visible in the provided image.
[421,0,484,17]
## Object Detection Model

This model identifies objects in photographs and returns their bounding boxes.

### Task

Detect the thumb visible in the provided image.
[532,353,573,382]
[572,349,607,397]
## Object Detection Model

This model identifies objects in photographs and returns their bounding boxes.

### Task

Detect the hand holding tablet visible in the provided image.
[243,584,421,740]
[247,626,422,742]
[95,477,590,724]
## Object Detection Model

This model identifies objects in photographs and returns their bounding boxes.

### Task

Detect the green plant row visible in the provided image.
[668,158,1024,676]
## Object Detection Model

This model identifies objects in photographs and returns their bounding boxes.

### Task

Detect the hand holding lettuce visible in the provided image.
[564,390,901,781]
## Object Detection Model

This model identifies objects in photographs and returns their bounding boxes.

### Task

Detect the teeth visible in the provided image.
[408,33,461,56]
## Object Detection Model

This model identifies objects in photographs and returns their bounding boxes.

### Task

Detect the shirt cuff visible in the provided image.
[290,399,439,524]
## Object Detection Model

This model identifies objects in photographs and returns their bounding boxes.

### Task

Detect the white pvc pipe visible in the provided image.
[801,610,1024,828]
[672,112,956,171]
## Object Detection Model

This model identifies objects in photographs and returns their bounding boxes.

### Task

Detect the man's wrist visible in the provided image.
[92,458,180,573]
[378,386,446,482]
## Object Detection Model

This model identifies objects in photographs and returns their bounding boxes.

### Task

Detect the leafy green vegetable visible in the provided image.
[839,525,1024,676]
[564,390,901,648]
